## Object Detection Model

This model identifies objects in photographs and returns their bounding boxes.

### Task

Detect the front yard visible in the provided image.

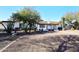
[0,30,79,52]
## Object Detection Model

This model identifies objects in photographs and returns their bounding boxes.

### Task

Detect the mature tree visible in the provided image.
[63,13,74,23]
[74,12,79,29]
[75,12,79,22]
[11,8,41,33]
[61,12,79,30]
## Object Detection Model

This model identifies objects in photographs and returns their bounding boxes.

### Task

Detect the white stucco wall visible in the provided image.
[36,24,48,31]
[36,24,60,31]
[43,25,48,31]
[13,22,19,29]
[0,22,20,30]
[0,23,8,29]
[47,25,54,30]
[0,24,5,29]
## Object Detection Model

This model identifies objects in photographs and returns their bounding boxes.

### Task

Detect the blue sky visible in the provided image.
[0,6,79,21]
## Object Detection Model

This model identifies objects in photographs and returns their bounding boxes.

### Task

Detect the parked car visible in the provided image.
[58,27,62,31]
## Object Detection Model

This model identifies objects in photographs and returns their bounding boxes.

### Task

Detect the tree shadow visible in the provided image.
[0,31,56,42]
[56,35,79,52]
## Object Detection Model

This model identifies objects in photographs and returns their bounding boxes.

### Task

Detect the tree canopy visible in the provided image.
[62,12,79,29]
[11,8,41,32]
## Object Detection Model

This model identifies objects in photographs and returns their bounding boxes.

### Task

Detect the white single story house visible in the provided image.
[0,20,62,31]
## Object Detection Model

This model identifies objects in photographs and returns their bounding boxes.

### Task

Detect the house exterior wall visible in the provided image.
[0,24,5,29]
[47,25,54,30]
[0,22,20,30]
[36,24,48,31]
[53,25,58,31]
[0,23,8,30]
[13,22,20,29]
[36,24,62,31]
[0,21,62,31]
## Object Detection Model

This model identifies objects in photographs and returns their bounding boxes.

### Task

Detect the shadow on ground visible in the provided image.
[0,31,55,42]
[2,34,79,52]
[1,31,79,52]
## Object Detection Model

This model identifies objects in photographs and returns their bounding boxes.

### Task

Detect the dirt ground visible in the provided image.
[1,30,79,52]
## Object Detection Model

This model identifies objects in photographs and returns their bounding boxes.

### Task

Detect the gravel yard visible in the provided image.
[1,30,79,52]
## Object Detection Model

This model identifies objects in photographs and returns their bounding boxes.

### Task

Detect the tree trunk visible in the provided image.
[62,17,65,30]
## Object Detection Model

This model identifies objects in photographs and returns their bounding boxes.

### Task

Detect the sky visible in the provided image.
[0,6,79,21]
